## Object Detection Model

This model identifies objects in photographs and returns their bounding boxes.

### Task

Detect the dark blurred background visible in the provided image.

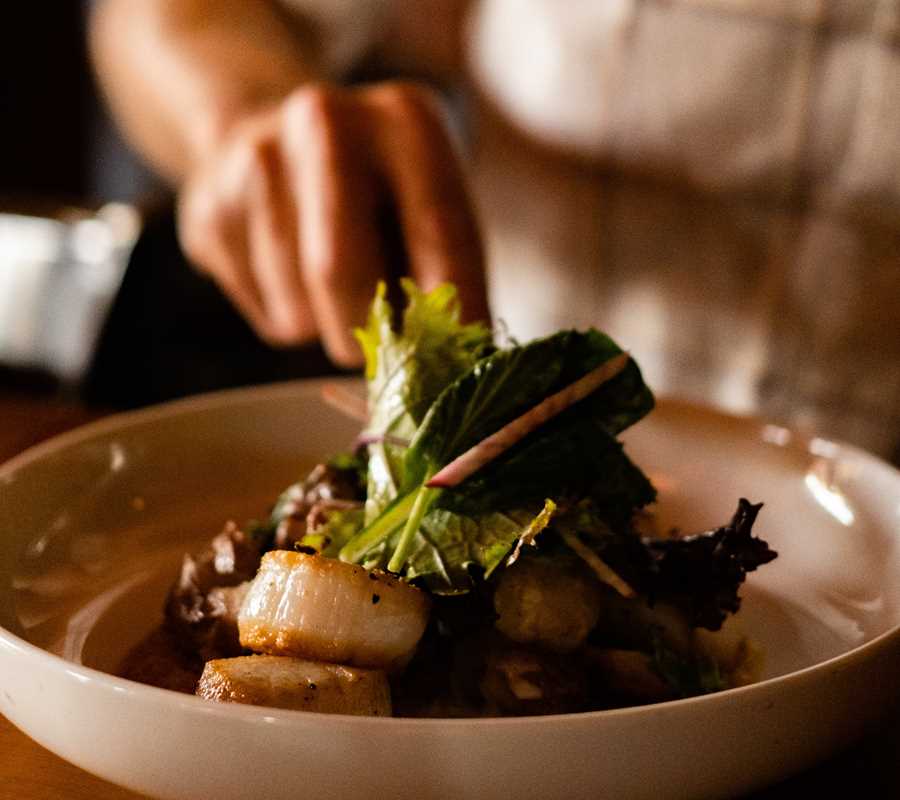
[0,4,334,407]
[1,6,94,205]
[0,3,152,207]
[1,5,95,395]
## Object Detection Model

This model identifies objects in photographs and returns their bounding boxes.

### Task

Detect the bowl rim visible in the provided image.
[2,378,900,729]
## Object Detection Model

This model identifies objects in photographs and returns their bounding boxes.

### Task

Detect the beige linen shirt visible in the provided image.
[470,0,900,456]
[280,0,900,456]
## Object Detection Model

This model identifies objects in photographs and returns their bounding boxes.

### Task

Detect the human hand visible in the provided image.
[177,81,489,366]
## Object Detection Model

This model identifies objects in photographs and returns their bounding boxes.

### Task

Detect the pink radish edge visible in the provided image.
[321,383,369,423]
[426,352,630,489]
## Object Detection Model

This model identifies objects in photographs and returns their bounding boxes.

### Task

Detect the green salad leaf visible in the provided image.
[405,328,653,494]
[340,290,656,590]
[296,507,366,558]
[351,500,557,594]
[438,416,655,519]
[354,280,493,522]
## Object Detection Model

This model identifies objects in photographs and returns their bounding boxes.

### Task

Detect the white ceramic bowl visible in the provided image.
[2,380,900,800]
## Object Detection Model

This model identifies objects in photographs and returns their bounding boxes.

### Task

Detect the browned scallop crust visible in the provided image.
[238,551,430,671]
[197,655,392,716]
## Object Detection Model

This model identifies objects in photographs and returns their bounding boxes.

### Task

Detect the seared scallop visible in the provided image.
[238,551,430,671]
[197,655,391,716]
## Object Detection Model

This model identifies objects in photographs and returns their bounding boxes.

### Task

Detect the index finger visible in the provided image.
[284,87,390,366]
[365,84,491,325]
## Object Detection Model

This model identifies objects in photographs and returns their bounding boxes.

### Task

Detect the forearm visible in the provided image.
[89,0,321,184]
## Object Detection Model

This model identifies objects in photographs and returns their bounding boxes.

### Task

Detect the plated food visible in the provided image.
[123,281,777,717]
[2,358,900,800]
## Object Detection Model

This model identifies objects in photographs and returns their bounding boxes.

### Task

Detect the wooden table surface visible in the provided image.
[1,389,899,800]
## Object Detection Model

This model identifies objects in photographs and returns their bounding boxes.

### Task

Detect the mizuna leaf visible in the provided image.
[353,280,492,523]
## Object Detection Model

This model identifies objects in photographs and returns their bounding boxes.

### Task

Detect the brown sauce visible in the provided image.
[119,626,203,695]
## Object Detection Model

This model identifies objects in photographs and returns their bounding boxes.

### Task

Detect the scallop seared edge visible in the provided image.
[238,551,431,671]
[197,655,392,716]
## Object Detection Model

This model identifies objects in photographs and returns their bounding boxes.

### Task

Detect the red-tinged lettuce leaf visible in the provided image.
[263,454,367,549]
[640,499,775,630]
[354,280,493,522]
[575,499,776,631]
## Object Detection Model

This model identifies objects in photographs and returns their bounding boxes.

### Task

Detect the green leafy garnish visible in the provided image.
[387,500,557,593]
[296,508,366,558]
[650,631,725,697]
[354,280,493,523]
[339,285,656,591]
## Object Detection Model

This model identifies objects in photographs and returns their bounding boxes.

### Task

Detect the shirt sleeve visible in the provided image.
[467,0,635,157]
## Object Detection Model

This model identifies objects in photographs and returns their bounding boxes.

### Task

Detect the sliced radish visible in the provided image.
[321,383,369,423]
[427,352,630,489]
